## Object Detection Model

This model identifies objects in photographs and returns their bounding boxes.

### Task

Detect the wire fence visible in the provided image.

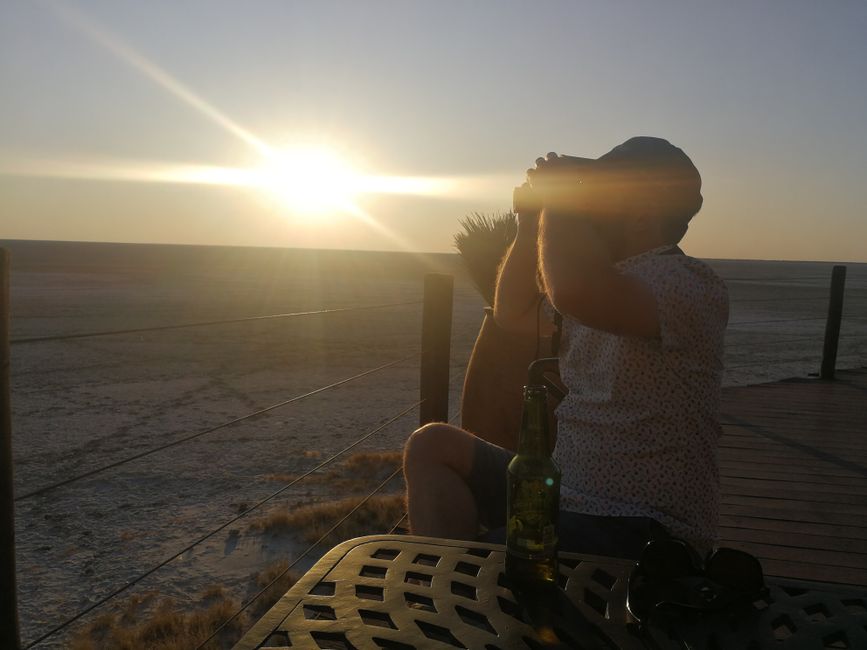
[9,301,421,346]
[15,351,421,502]
[721,266,865,377]
[4,260,866,648]
[194,381,465,650]
[22,398,423,649]
[3,292,446,649]
[194,465,406,650]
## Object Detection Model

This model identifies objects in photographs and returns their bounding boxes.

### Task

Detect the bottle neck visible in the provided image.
[517,385,550,457]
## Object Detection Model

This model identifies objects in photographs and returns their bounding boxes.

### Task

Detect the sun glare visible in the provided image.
[254,146,363,218]
[29,2,512,250]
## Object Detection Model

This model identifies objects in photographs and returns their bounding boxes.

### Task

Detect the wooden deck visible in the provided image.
[718,367,867,588]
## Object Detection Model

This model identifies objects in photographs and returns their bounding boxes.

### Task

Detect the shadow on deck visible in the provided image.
[719,367,867,587]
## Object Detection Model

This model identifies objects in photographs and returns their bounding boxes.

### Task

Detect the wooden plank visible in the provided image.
[723,477,867,491]
[757,557,867,586]
[717,450,847,464]
[718,439,867,459]
[720,488,864,506]
[723,411,866,423]
[721,479,867,501]
[721,424,867,438]
[721,409,848,418]
[723,398,866,408]
[718,539,867,571]
[722,423,867,437]
[720,502,867,527]
[723,419,867,428]
[723,425,866,436]
[719,464,864,483]
[722,472,867,488]
[718,443,867,459]
[723,450,867,462]
[722,404,866,415]
[719,461,867,478]
[721,425,865,436]
[722,494,867,517]
[720,474,867,492]
[723,406,865,416]
[719,466,867,485]
[718,458,866,479]
[720,440,866,454]
[719,439,867,457]
[719,450,867,468]
[720,469,867,487]
[715,369,867,586]
[718,526,867,555]
[720,440,867,455]
[722,419,867,430]
[718,514,867,540]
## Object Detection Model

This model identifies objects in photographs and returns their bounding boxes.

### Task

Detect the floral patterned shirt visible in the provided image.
[549,244,729,553]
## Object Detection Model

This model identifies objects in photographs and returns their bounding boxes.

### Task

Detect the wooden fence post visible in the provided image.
[419,274,453,426]
[820,265,847,381]
[0,248,20,650]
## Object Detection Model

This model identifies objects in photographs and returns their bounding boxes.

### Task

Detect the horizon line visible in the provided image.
[0,237,865,266]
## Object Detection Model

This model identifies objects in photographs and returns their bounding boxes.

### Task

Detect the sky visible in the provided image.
[1,0,866,261]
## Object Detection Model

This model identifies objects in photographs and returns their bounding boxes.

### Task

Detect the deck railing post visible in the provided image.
[820,265,847,381]
[419,274,453,426]
[0,249,20,650]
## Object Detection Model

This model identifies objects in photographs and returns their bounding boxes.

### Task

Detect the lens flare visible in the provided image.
[253,146,363,217]
[19,2,521,247]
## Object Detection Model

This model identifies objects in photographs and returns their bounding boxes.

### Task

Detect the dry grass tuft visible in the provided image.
[200,584,227,602]
[69,455,403,648]
[69,585,248,650]
[262,450,403,493]
[341,450,402,474]
[68,568,300,650]
[454,211,517,305]
[249,494,405,547]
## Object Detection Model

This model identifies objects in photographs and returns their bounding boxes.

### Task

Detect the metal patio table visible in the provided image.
[233,534,867,650]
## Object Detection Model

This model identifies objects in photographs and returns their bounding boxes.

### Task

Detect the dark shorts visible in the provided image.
[466,437,668,561]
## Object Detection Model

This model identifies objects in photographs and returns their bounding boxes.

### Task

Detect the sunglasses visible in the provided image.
[626,539,766,626]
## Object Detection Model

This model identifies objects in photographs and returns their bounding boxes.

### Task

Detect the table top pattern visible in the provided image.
[233,535,867,650]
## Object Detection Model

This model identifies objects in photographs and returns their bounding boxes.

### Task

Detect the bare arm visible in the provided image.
[539,214,660,338]
[493,186,554,335]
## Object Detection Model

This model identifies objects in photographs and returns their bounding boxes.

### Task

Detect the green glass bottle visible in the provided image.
[505,383,561,591]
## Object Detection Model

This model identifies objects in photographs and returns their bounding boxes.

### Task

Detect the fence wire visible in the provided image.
[388,512,408,535]
[728,297,829,305]
[22,400,422,649]
[16,351,420,502]
[727,316,827,327]
[10,301,421,345]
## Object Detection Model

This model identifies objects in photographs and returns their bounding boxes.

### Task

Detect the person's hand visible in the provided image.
[513,182,541,231]
[527,152,585,187]
[526,152,587,213]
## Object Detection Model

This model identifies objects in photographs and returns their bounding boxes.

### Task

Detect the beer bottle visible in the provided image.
[506,380,561,591]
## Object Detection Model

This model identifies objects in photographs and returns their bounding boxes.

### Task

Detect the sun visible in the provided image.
[254,145,363,217]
